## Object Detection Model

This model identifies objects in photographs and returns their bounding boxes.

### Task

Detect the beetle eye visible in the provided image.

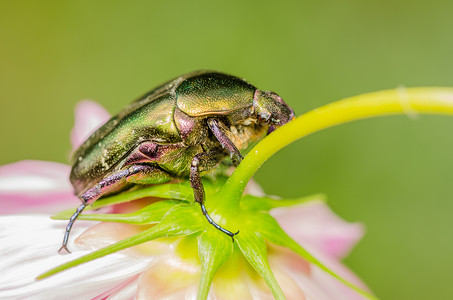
[270,117,280,124]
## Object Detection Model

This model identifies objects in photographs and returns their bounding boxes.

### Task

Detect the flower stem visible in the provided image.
[218,87,453,211]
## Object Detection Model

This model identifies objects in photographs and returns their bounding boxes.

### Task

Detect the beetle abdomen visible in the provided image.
[70,93,181,195]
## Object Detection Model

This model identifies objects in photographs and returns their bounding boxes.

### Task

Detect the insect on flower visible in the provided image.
[60,70,295,253]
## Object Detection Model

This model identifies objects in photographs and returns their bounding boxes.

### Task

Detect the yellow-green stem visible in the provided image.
[217,87,453,212]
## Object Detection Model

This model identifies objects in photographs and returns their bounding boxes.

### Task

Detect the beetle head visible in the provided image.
[253,90,295,132]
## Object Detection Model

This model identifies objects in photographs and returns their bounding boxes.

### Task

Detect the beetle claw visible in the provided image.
[58,245,71,255]
[230,230,240,243]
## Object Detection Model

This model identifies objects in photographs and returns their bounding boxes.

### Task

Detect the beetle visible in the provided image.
[60,70,295,253]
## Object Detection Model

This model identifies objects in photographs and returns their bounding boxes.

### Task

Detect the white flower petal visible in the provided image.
[0,216,152,300]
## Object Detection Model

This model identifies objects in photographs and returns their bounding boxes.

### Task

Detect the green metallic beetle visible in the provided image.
[60,70,295,253]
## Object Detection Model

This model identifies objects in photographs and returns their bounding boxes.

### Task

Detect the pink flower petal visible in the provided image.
[137,257,200,300]
[308,249,370,299]
[0,160,77,214]
[267,248,309,299]
[92,274,139,300]
[272,268,307,300]
[243,179,265,197]
[71,100,110,151]
[271,200,364,259]
[269,245,369,299]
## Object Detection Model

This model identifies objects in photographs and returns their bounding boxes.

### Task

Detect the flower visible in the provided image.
[0,101,372,299]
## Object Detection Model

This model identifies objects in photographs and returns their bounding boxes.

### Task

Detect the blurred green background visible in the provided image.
[1,0,452,298]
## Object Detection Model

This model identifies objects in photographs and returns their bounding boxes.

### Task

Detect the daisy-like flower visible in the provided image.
[2,87,452,299]
[0,101,371,299]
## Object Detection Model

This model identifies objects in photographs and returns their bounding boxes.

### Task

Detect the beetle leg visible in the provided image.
[59,164,167,254]
[207,118,243,167]
[59,202,86,254]
[190,153,239,241]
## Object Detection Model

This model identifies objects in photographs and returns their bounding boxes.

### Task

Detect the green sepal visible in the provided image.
[52,178,227,220]
[240,193,326,212]
[52,200,181,224]
[197,228,234,300]
[249,212,378,300]
[91,183,194,209]
[51,182,194,219]
[38,204,203,279]
[235,228,286,300]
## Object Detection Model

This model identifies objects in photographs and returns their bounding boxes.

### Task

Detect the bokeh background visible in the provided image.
[1,1,452,299]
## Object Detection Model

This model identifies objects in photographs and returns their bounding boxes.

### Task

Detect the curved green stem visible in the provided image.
[217,87,453,211]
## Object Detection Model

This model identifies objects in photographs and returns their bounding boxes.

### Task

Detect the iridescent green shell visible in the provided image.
[176,72,255,116]
[70,71,258,194]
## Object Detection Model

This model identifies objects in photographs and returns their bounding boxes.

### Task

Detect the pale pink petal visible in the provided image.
[0,215,152,299]
[137,257,200,300]
[273,270,307,300]
[0,160,77,214]
[71,100,110,151]
[308,249,370,299]
[284,268,356,300]
[271,244,370,299]
[243,179,265,197]
[271,200,364,259]
[92,275,139,300]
